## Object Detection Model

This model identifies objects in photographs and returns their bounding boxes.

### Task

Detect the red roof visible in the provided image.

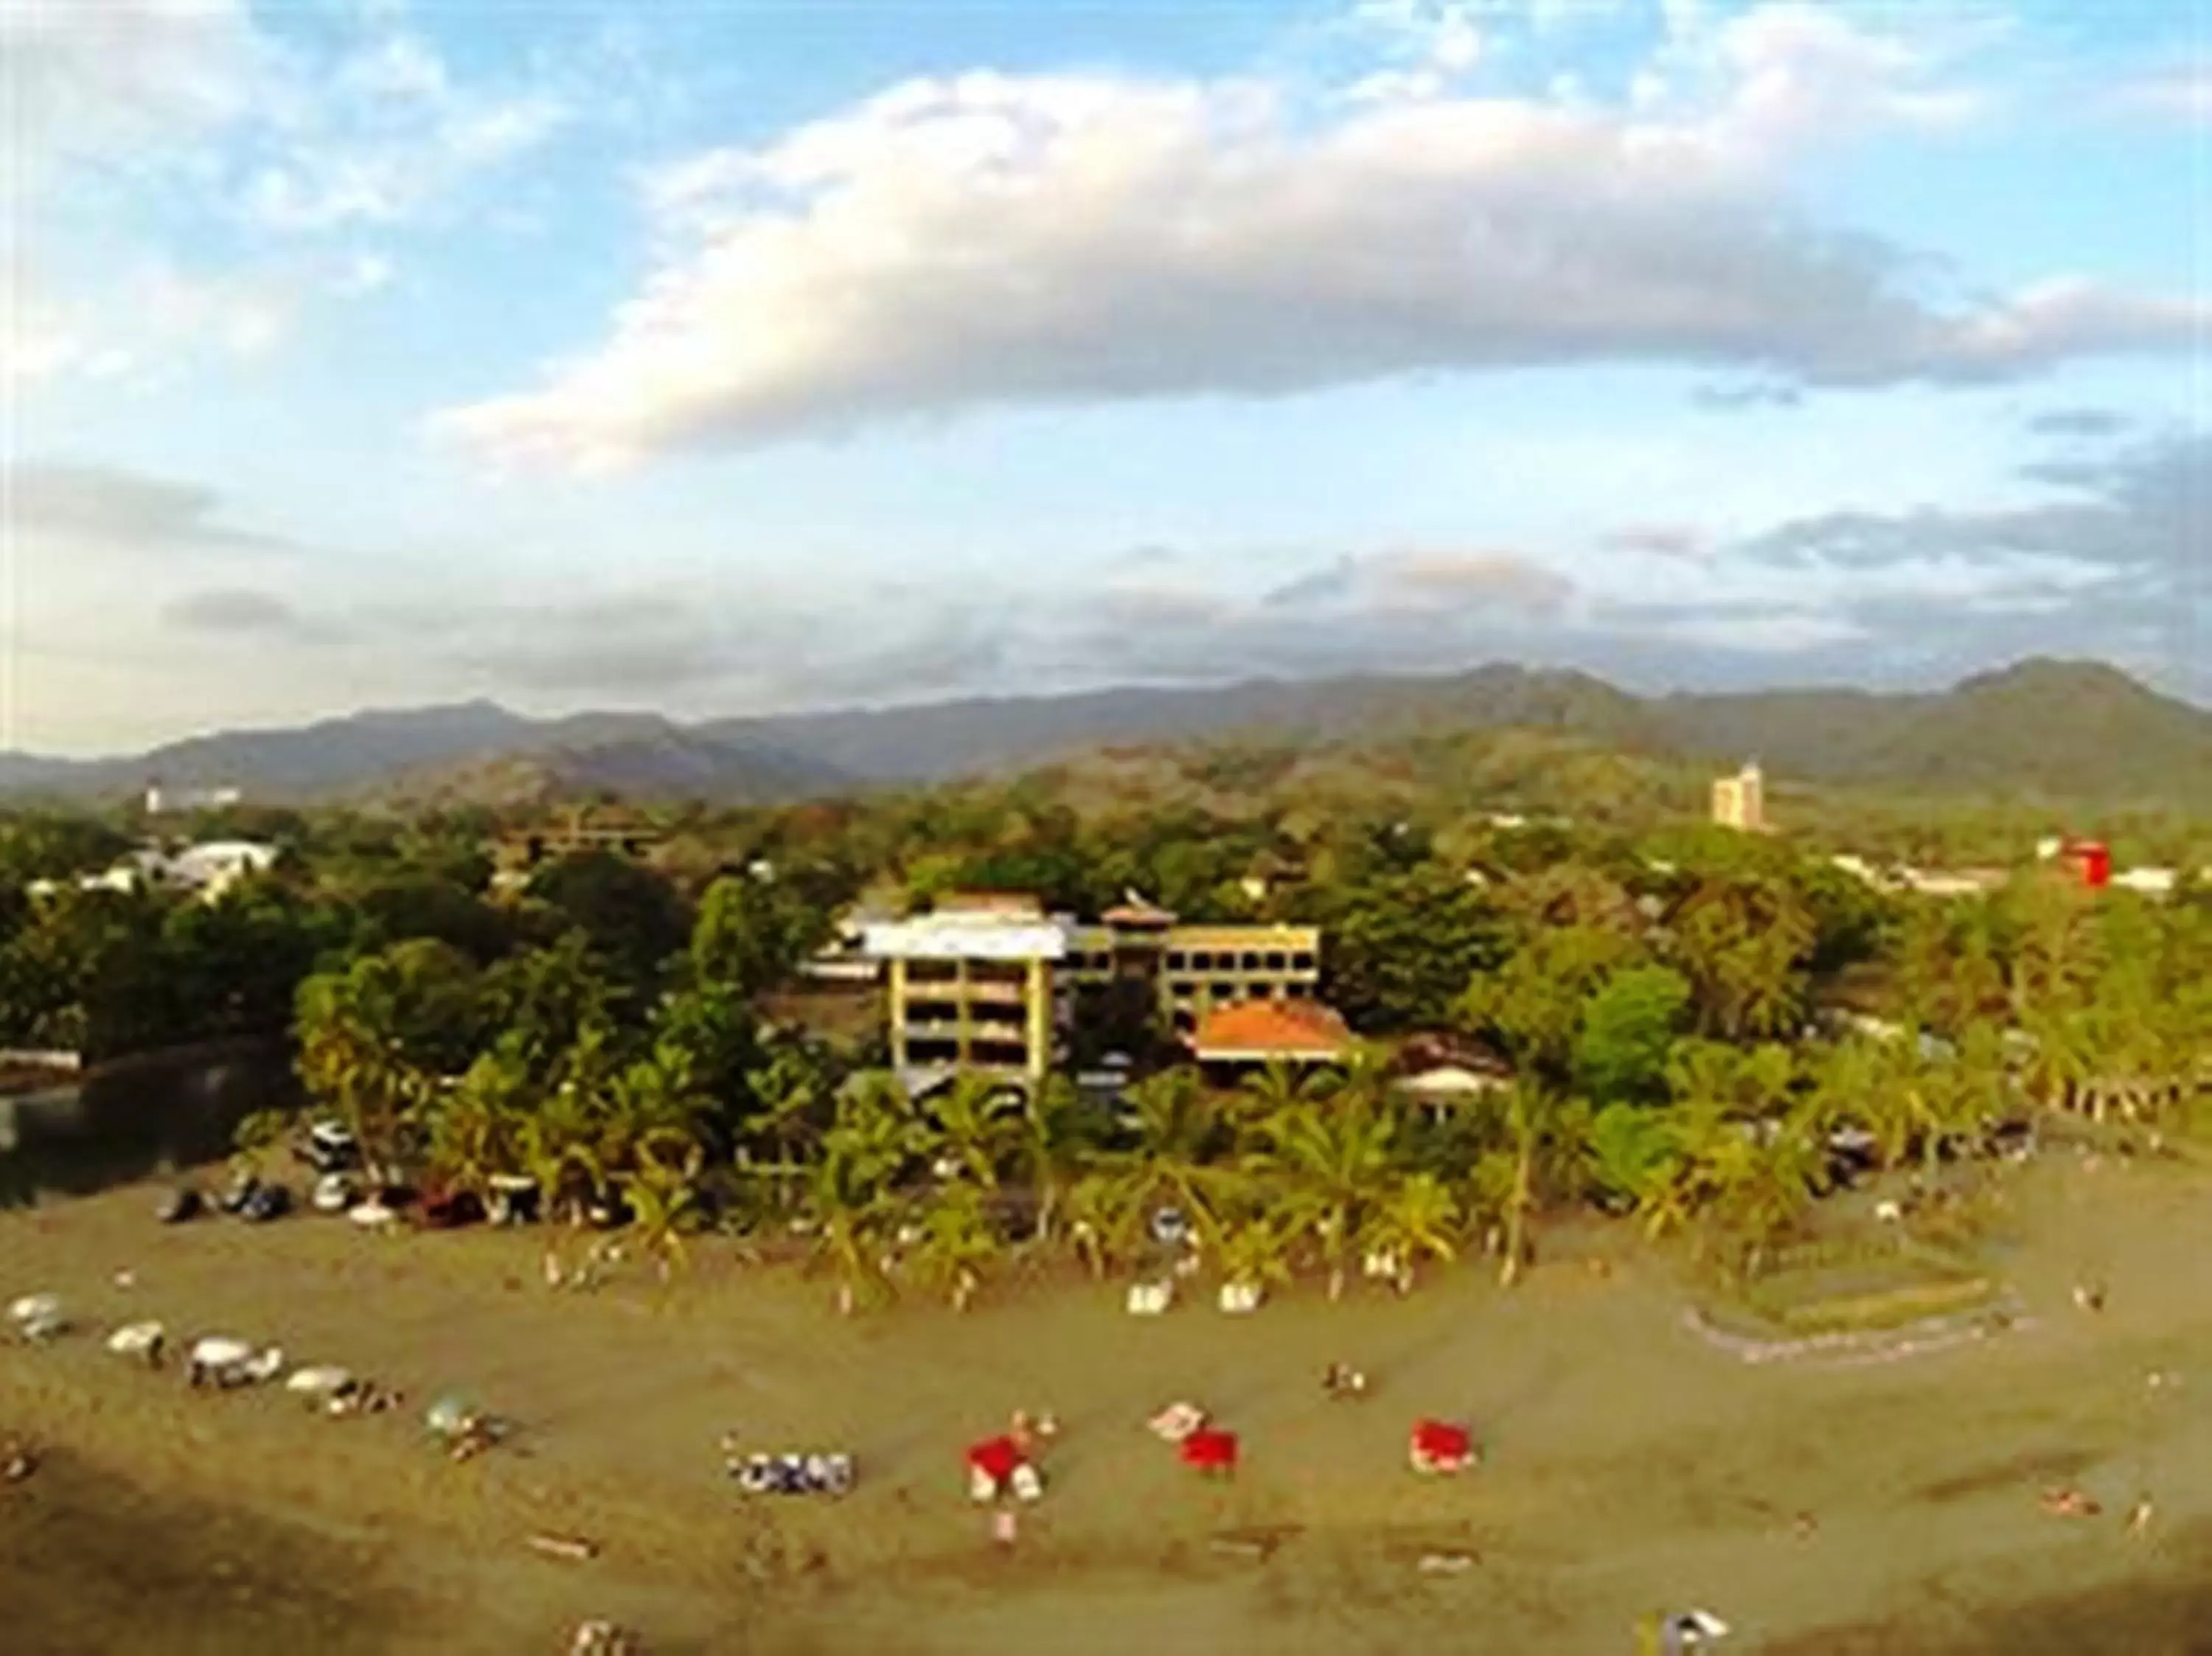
[1190,999,1351,1061]
[937,891,1045,916]
[1102,899,1178,928]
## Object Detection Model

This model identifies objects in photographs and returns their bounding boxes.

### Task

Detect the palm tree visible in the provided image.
[1215,1211,1295,1299]
[424,1046,527,1199]
[908,1183,1003,1311]
[1230,1058,1337,1135]
[924,1073,1023,1189]
[229,1107,291,1181]
[1581,1103,1677,1217]
[804,1135,894,1315]
[742,1038,836,1180]
[1365,1172,1461,1292]
[1484,1082,1552,1287]
[1092,1068,1234,1261]
[627,1133,705,1283]
[1715,1121,1820,1270]
[295,963,423,1184]
[1809,1037,1885,1156]
[1062,1169,1118,1279]
[2020,1004,2096,1116]
[1241,1090,1400,1300]
[516,1090,605,1228]
[1015,1074,1097,1248]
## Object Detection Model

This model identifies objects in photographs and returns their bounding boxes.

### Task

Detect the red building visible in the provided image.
[2062,840,2111,890]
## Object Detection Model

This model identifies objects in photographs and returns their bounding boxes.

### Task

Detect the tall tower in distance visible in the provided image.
[1711,760,1767,832]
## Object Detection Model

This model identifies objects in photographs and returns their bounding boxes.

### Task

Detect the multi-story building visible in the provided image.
[1060,916,1323,1037]
[863,892,1329,1086]
[1711,761,1766,832]
[863,895,1064,1087]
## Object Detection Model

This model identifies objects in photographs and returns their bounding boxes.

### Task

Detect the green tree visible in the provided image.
[1571,966,1691,1107]
[1365,1172,1461,1291]
[1307,863,1509,1031]
[1091,1068,1235,1260]
[1241,1089,1401,1301]
[424,1042,531,1198]
[526,850,692,994]
[689,871,830,1001]
[908,1182,1003,1311]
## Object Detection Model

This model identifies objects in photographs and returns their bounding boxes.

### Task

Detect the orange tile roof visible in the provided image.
[1189,999,1351,1060]
[936,891,1046,916]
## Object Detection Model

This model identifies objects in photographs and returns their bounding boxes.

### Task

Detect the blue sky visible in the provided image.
[3,0,2205,754]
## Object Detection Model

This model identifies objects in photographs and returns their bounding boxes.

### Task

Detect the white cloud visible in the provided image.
[1,0,265,179]
[237,25,570,234]
[439,6,2200,473]
[10,2,571,389]
[2117,63,2210,124]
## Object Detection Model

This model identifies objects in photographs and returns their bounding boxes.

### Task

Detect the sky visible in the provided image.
[1,0,2205,756]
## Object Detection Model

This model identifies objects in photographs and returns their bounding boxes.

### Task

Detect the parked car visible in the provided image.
[219,1172,262,1215]
[305,1120,360,1175]
[239,1183,292,1223]
[418,1187,485,1230]
[155,1187,203,1225]
[486,1175,540,1226]
[312,1172,358,1214]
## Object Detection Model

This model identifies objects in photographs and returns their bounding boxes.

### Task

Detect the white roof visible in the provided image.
[863,919,1068,961]
[1396,1065,1510,1096]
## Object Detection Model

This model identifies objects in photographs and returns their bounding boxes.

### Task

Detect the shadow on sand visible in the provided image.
[1770,1519,2212,1655]
[0,1446,412,1656]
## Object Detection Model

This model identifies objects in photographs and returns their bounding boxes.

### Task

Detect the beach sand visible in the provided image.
[7,1150,2212,1654]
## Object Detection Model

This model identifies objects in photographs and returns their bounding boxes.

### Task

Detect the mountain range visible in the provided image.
[1,658,2206,812]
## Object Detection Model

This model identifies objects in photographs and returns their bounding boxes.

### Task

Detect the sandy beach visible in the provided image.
[7,1150,2212,1655]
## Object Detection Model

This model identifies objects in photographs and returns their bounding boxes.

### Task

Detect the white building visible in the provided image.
[144,782,243,815]
[1711,762,1766,832]
[26,840,279,903]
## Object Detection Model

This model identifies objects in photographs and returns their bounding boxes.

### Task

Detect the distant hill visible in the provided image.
[0,702,849,810]
[0,658,2204,811]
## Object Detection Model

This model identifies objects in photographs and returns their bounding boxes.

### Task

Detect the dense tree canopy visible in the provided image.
[0,750,2203,1308]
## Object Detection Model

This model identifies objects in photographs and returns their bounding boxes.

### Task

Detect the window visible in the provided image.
[1265,952,1286,971]
[1240,952,1262,972]
[1166,951,1188,971]
[1213,981,1237,1001]
[1192,950,1215,970]
[1290,953,1315,973]
[1286,981,1310,998]
[908,959,959,984]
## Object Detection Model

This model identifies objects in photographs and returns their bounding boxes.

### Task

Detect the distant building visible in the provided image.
[490,806,663,892]
[144,779,242,815]
[1711,761,1766,832]
[27,839,278,903]
[2111,866,2177,898]
[1896,866,2009,897]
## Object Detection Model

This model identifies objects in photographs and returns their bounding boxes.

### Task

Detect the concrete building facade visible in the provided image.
[864,899,1065,1087]
[1711,761,1767,832]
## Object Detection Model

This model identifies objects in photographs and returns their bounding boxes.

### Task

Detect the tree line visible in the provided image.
[0,788,2205,1307]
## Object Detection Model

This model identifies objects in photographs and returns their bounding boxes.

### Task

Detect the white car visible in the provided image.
[312,1172,358,1214]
